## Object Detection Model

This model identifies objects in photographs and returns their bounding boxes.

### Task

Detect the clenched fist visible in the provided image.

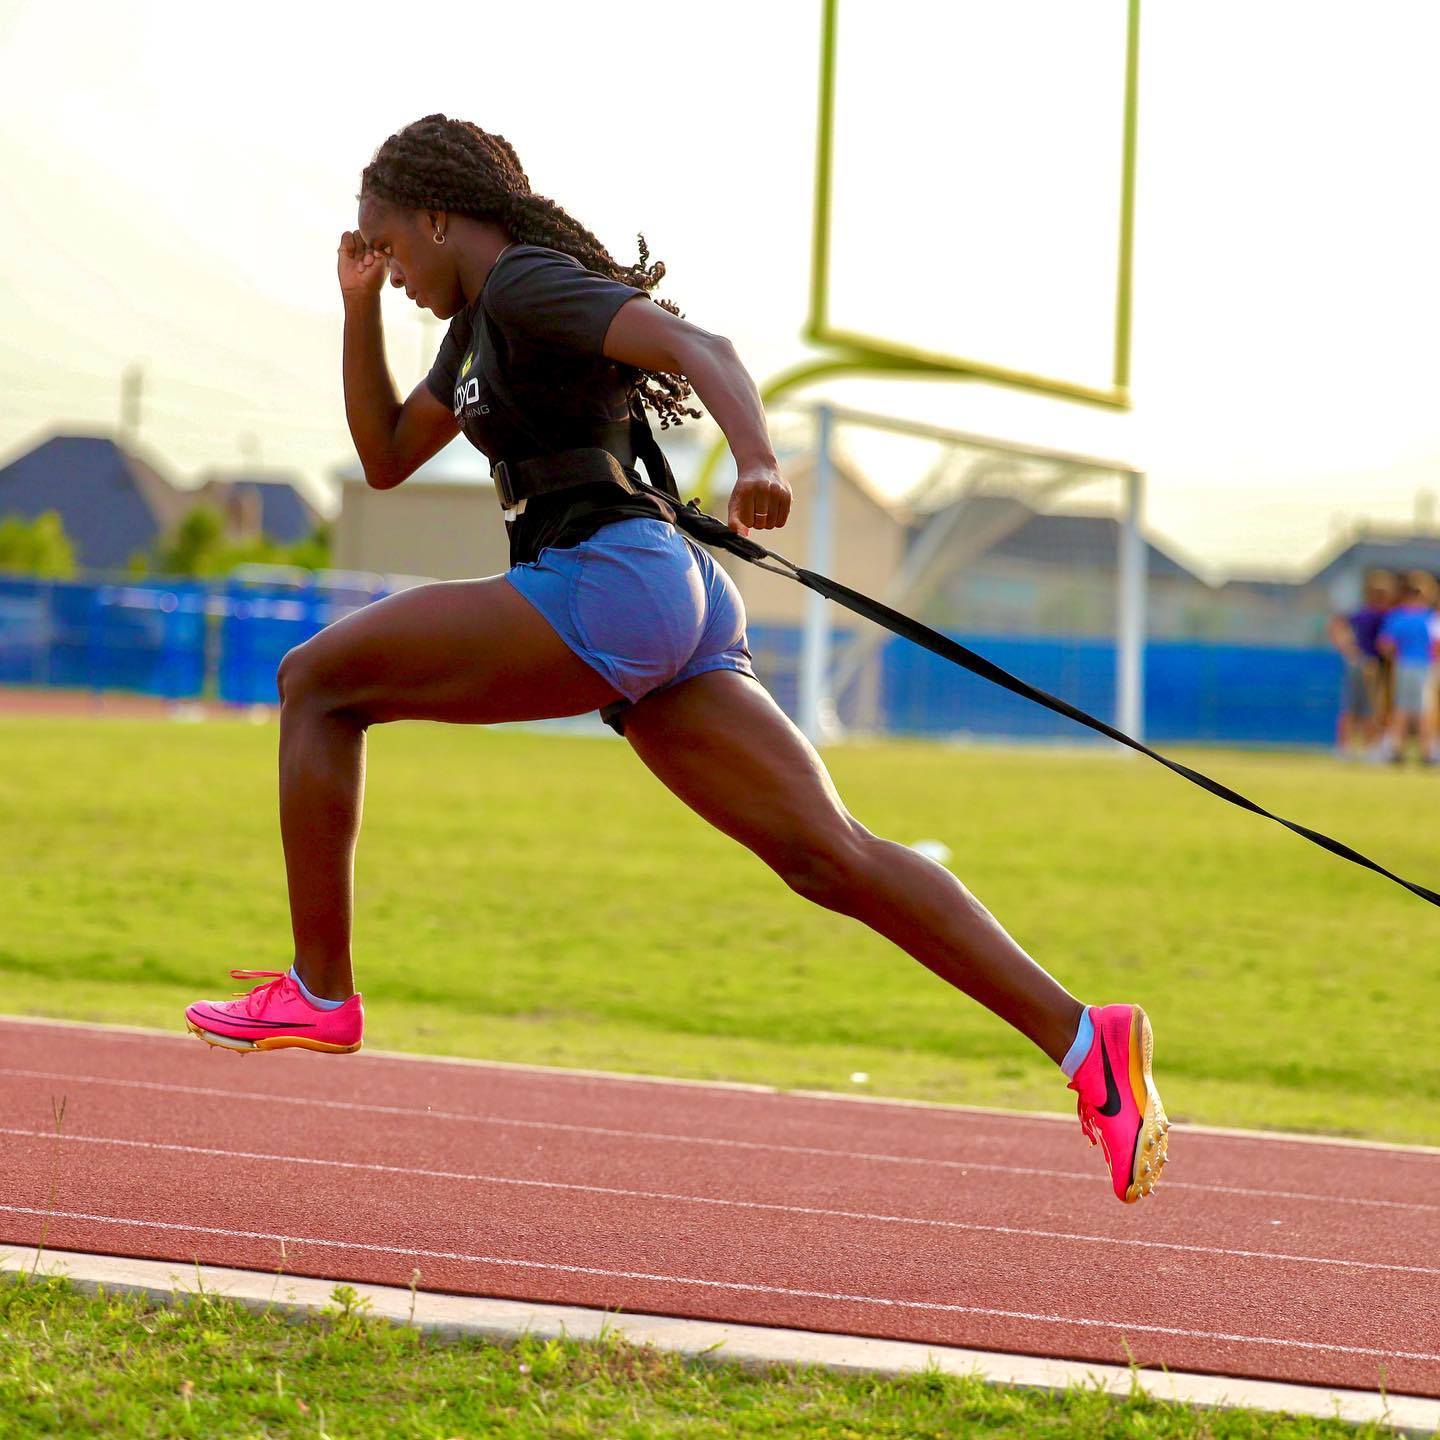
[336,230,390,299]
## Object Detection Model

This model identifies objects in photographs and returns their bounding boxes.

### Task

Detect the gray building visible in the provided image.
[1305,529,1440,611]
[910,498,1212,639]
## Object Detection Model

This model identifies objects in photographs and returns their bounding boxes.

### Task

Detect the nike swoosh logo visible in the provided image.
[1097,1029,1124,1117]
[191,1007,316,1031]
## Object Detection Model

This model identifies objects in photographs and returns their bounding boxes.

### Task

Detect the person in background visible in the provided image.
[1373,570,1438,764]
[1327,570,1396,759]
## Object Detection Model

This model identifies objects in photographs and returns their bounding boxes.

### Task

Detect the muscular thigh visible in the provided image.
[621,668,864,872]
[280,574,625,725]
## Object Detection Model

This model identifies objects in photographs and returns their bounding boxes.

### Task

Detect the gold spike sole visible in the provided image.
[184,1019,361,1055]
[1123,1006,1169,1203]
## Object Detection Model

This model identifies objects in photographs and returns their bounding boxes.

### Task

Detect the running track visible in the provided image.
[2,1017,1438,1399]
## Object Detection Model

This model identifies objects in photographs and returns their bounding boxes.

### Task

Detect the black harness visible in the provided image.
[476,324,1440,911]
[477,303,682,516]
[490,431,675,513]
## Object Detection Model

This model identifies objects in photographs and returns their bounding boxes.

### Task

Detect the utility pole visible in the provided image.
[1416,489,1436,533]
[119,362,144,447]
[797,403,836,745]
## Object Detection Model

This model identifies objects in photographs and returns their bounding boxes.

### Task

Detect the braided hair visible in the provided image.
[361,114,701,429]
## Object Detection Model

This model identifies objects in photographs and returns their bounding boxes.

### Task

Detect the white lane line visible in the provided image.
[2,1067,1436,1215]
[2,1126,1435,1280]
[7,1014,1440,1164]
[2,1204,1437,1368]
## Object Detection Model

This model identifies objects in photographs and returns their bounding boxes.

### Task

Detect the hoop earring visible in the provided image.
[432,231,446,245]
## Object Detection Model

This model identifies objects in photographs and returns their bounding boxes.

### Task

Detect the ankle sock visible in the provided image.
[288,965,347,1010]
[1059,1006,1095,1078]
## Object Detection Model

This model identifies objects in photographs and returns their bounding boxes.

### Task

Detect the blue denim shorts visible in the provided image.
[504,516,755,734]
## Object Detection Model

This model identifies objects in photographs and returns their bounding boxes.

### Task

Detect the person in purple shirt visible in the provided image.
[1328,570,1396,758]
[1374,570,1439,763]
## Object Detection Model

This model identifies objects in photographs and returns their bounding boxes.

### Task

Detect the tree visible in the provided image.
[152,505,228,576]
[0,511,77,577]
[131,505,334,578]
[282,521,333,572]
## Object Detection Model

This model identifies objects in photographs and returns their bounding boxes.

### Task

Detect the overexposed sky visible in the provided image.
[2,0,1438,577]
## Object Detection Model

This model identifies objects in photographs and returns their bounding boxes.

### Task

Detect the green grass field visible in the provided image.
[5,714,1437,1437]
[2,714,1437,1144]
[0,1272,1417,1439]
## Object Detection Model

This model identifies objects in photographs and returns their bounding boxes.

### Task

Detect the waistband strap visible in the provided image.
[490,448,641,510]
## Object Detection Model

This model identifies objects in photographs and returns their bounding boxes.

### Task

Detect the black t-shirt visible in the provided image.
[424,244,674,567]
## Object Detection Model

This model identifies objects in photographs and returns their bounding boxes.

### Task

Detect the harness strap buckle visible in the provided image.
[490,448,644,510]
[491,460,517,509]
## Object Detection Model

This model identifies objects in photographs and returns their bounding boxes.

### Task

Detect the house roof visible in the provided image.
[1213,574,1317,600]
[1305,532,1440,588]
[0,432,328,570]
[194,471,322,541]
[909,498,1206,582]
[0,432,182,570]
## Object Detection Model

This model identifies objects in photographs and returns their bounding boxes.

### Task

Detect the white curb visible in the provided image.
[4,1247,1435,1436]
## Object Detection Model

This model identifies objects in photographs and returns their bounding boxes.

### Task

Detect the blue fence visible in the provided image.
[0,576,1345,746]
[864,631,1341,746]
[0,574,386,707]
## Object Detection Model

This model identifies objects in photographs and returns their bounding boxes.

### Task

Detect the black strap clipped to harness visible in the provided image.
[624,476,1440,912]
[469,304,1440,908]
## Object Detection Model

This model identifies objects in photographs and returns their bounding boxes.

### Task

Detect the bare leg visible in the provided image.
[622,670,1084,1065]
[1361,661,1384,746]
[274,576,625,1000]
[274,707,367,1000]
[1383,709,1412,760]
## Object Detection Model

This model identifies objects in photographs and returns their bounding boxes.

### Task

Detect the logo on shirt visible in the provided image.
[453,379,490,416]
[453,351,490,419]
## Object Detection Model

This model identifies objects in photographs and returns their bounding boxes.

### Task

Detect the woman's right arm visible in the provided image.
[338,231,458,489]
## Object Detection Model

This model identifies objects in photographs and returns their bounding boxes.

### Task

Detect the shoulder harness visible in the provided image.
[475,303,681,514]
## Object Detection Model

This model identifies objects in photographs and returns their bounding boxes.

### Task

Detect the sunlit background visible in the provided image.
[4,0,1440,577]
[6,16,1440,1391]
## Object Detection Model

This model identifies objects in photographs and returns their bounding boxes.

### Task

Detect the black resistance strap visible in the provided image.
[472,313,1436,909]
[630,477,1440,912]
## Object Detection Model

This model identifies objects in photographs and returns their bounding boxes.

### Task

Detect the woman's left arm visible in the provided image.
[603,297,790,537]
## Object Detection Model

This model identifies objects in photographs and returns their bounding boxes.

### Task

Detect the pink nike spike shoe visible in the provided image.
[185,969,363,1054]
[1067,1003,1169,1203]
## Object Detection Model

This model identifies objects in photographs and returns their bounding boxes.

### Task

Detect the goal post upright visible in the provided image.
[796,403,838,743]
[697,0,1146,748]
[1117,469,1147,741]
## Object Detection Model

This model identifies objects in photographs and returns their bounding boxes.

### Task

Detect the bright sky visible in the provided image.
[3,0,1438,579]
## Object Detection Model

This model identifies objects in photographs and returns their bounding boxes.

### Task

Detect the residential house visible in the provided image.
[0,431,323,573]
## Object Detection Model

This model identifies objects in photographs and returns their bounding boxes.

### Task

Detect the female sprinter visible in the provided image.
[184,115,1168,1204]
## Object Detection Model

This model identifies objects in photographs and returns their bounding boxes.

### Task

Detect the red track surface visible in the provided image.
[0,687,261,720]
[2,1017,1438,1398]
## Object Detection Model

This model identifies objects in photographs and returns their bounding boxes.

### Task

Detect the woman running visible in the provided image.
[184,114,1168,1204]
